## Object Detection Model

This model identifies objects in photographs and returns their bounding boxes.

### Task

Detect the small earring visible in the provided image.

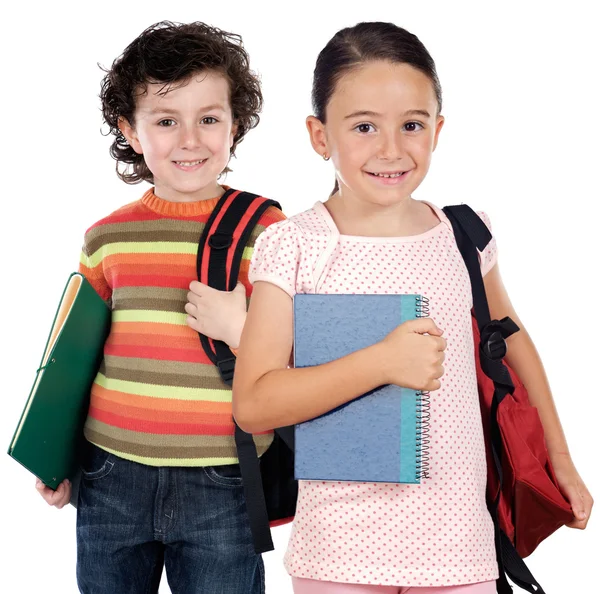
[323,153,330,161]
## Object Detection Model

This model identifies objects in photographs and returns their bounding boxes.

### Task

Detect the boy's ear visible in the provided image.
[306,116,329,159]
[230,121,239,148]
[118,117,143,154]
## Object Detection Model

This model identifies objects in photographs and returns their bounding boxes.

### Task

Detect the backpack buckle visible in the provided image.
[217,357,236,385]
[209,233,233,250]
[483,330,507,361]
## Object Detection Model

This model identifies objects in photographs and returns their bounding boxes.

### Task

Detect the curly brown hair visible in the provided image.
[100,21,263,184]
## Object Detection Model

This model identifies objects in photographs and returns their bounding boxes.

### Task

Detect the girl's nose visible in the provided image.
[378,131,403,160]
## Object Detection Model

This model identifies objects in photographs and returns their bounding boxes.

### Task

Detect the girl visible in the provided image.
[232,22,593,593]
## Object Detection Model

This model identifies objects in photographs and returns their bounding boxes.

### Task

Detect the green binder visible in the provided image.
[8,273,111,490]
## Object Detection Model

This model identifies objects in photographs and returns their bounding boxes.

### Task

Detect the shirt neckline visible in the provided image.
[312,200,452,243]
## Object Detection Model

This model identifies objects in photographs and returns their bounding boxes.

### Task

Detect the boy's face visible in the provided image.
[121,70,236,202]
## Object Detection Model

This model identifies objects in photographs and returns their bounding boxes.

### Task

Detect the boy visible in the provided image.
[36,21,284,594]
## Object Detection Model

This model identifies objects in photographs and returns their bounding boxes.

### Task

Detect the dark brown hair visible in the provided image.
[100,21,263,184]
[313,22,442,123]
[312,22,442,194]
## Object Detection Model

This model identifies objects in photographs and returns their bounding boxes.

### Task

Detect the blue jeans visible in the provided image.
[76,442,264,594]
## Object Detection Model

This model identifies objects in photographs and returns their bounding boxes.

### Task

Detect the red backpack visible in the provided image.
[444,205,573,594]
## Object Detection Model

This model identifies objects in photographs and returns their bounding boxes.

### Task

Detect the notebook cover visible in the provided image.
[293,294,425,484]
[8,273,111,489]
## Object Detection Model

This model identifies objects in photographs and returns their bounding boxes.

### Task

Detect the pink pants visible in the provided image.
[292,578,497,594]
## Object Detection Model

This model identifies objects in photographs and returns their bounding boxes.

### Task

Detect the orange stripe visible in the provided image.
[93,396,233,425]
[105,262,193,278]
[106,333,200,350]
[105,253,196,266]
[90,407,233,435]
[104,344,211,363]
[110,321,192,337]
[91,384,230,413]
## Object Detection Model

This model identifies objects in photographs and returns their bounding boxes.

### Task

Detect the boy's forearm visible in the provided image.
[504,328,570,457]
[233,343,386,433]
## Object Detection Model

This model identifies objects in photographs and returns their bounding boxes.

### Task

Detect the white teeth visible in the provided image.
[372,172,403,178]
[175,160,205,166]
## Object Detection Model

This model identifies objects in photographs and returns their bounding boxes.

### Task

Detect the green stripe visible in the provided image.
[86,241,198,267]
[95,373,231,402]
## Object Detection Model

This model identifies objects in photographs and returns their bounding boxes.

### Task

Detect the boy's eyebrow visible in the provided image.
[344,109,431,119]
[143,104,227,115]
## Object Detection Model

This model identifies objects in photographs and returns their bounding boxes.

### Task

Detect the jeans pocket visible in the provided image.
[203,463,244,487]
[80,443,115,481]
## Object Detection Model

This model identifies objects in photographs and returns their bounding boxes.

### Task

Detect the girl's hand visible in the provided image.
[185,281,247,349]
[550,453,593,529]
[36,478,71,509]
[378,318,446,391]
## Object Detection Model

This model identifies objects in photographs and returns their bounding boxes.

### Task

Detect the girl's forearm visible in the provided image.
[233,343,385,433]
[504,327,570,456]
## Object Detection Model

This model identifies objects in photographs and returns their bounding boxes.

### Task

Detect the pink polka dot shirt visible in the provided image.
[249,201,499,587]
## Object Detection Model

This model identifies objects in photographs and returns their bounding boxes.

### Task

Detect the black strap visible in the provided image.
[196,190,282,554]
[444,205,546,594]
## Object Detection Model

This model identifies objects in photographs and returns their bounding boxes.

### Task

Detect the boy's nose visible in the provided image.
[179,126,203,150]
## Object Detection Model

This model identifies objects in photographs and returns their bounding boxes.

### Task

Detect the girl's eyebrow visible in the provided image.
[344,109,431,119]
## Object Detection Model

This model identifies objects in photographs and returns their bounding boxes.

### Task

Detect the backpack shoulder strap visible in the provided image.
[195,189,282,555]
[196,189,281,384]
[443,204,545,594]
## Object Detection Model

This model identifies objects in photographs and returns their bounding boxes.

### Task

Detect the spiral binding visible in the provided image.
[416,389,431,480]
[415,295,431,480]
[415,295,430,318]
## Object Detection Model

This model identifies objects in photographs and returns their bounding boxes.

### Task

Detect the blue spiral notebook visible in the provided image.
[293,294,430,484]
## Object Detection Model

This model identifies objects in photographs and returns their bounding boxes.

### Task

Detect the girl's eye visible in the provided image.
[404,121,424,132]
[355,123,375,134]
[202,116,218,125]
[158,119,176,127]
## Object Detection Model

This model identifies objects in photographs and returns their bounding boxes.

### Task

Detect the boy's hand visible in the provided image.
[36,478,71,509]
[185,281,247,349]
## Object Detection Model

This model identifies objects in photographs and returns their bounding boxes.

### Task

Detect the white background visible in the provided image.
[1,0,598,592]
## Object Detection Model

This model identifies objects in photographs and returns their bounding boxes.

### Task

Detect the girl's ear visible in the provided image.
[118,117,143,154]
[306,116,329,159]
[432,115,445,152]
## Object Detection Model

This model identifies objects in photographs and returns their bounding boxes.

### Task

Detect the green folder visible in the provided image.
[8,272,111,490]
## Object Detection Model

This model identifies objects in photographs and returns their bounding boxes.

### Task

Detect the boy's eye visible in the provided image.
[355,123,375,134]
[404,121,424,132]
[202,116,218,125]
[158,119,176,127]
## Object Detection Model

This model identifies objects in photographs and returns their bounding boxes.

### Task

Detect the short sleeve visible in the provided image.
[249,219,304,298]
[477,211,498,277]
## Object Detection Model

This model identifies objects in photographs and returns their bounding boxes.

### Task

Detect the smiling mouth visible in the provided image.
[174,159,207,167]
[366,171,407,178]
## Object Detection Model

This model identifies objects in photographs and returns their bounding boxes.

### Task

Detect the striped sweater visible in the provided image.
[78,187,285,466]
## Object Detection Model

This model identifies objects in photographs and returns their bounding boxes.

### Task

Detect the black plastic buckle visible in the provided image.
[483,330,507,361]
[208,233,233,250]
[217,357,236,385]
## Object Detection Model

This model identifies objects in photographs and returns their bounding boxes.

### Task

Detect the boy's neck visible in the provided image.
[152,182,226,203]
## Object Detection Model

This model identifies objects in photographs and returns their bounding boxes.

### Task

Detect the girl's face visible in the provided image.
[308,60,444,207]
[120,70,236,202]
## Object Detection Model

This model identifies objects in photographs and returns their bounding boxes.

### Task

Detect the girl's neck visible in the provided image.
[324,192,440,238]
